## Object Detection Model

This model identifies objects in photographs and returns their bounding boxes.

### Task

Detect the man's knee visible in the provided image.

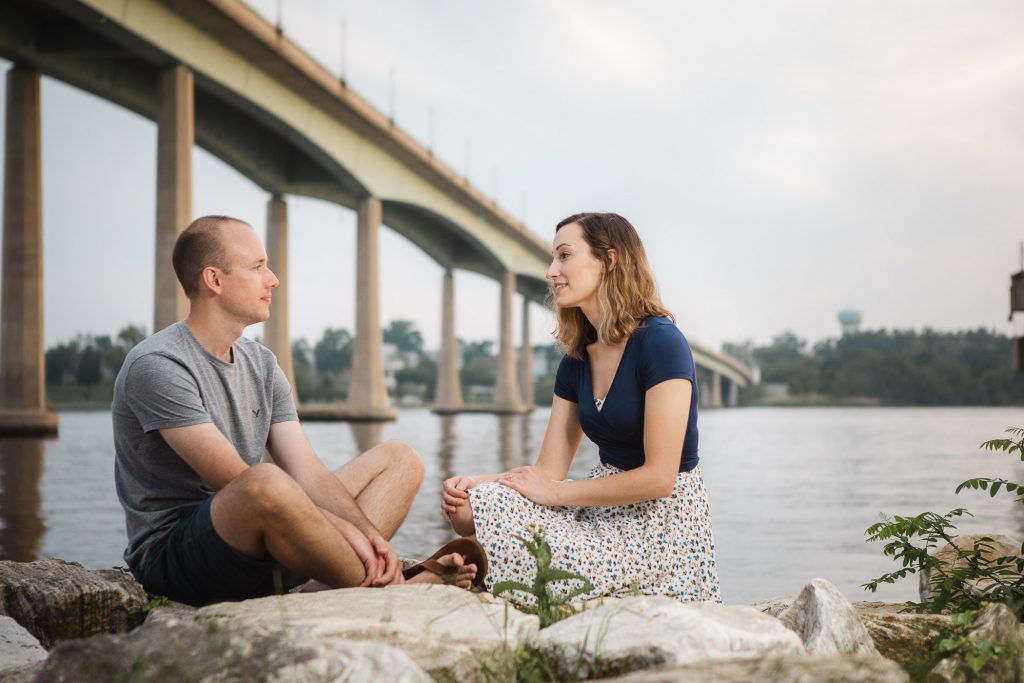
[380,440,424,482]
[230,463,303,515]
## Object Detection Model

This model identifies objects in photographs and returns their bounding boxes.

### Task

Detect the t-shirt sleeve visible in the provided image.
[638,323,696,391]
[271,364,299,423]
[553,354,578,403]
[123,353,212,433]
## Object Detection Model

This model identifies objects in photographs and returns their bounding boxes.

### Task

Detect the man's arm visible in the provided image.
[159,423,249,490]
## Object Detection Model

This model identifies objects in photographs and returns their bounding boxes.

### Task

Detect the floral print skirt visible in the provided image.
[468,463,721,604]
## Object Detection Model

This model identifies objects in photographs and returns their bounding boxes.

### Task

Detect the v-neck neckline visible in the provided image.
[585,336,632,402]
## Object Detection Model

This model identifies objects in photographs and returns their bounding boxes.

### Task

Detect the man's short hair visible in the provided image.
[172,215,250,299]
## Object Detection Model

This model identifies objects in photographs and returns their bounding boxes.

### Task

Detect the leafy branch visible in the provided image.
[492,529,594,628]
[863,427,1024,619]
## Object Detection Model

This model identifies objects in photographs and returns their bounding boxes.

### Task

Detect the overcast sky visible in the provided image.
[2,0,1022,352]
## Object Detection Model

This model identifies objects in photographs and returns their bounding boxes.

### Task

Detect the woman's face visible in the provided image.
[546,222,605,310]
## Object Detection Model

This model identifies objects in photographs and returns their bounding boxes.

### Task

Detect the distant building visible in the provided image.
[838,309,862,336]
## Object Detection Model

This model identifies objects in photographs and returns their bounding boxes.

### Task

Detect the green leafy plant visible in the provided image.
[480,644,589,683]
[901,608,1023,682]
[492,528,595,628]
[143,594,170,612]
[863,427,1024,619]
[936,609,1019,679]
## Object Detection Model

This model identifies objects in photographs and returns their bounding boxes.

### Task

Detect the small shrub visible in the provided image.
[863,426,1024,618]
[492,529,595,628]
[903,608,1022,682]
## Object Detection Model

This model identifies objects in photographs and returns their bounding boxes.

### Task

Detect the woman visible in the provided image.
[442,212,720,603]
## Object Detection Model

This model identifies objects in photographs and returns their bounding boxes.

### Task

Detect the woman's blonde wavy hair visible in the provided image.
[550,212,673,360]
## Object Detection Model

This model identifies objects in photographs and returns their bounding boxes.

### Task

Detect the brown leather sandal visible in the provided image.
[402,538,489,589]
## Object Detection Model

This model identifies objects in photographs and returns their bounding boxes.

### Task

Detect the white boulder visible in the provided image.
[195,584,538,681]
[0,615,46,673]
[530,597,805,680]
[777,578,878,654]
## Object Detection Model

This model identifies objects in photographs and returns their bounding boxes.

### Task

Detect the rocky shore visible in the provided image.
[0,558,1021,682]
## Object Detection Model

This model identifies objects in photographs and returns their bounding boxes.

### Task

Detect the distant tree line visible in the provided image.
[45,320,563,406]
[727,328,1024,406]
[292,320,562,405]
[45,325,147,402]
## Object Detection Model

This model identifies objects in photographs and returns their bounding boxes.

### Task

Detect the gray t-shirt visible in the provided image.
[112,321,297,574]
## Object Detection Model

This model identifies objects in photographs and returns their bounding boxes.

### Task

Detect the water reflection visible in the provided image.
[520,414,534,465]
[437,416,455,483]
[0,438,46,561]
[496,415,535,471]
[349,422,383,454]
[498,416,517,471]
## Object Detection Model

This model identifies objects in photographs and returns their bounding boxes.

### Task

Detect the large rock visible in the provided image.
[749,594,798,617]
[920,533,1023,602]
[0,616,46,673]
[530,597,805,680]
[754,596,949,665]
[778,578,878,654]
[596,653,908,682]
[193,584,538,681]
[928,602,1024,683]
[854,602,950,666]
[0,560,147,649]
[0,662,45,683]
[34,615,430,683]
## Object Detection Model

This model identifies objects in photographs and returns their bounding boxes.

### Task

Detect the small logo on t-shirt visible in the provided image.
[252,408,261,418]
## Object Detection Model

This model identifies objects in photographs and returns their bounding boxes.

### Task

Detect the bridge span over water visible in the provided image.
[0,0,753,434]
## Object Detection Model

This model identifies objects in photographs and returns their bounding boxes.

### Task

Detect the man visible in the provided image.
[113,215,477,606]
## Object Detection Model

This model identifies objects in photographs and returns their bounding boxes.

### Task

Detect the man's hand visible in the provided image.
[333,518,386,587]
[441,475,475,520]
[368,535,404,586]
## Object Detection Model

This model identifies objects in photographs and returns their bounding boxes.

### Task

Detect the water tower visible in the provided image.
[838,309,862,336]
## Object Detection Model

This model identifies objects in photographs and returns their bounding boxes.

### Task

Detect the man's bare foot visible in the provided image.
[406,552,478,590]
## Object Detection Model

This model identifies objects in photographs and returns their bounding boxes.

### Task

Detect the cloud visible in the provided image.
[529,1,670,92]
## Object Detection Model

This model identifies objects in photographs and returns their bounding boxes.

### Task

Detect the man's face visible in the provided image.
[217,222,279,325]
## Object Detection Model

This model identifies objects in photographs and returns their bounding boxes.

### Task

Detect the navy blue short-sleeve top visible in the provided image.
[553,316,700,472]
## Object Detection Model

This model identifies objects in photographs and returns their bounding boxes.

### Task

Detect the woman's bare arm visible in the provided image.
[499,379,691,507]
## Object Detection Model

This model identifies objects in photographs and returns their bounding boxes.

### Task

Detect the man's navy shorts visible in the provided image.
[137,497,307,606]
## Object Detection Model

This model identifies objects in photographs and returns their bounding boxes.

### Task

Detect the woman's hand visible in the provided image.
[441,475,475,520]
[498,466,561,506]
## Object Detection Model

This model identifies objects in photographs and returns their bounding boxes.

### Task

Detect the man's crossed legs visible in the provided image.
[141,440,477,605]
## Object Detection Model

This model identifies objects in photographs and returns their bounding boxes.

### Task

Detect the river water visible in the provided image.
[1,407,1021,605]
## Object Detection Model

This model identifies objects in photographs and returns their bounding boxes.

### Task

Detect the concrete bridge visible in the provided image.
[0,0,754,435]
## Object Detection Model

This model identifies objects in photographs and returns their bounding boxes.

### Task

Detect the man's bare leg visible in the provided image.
[330,440,477,586]
[210,463,367,588]
[331,439,425,539]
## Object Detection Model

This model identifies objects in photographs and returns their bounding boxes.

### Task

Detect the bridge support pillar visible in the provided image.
[153,65,193,333]
[0,65,57,436]
[519,297,534,410]
[709,372,723,408]
[348,197,395,420]
[263,194,296,405]
[494,271,526,414]
[725,378,738,407]
[433,269,463,413]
